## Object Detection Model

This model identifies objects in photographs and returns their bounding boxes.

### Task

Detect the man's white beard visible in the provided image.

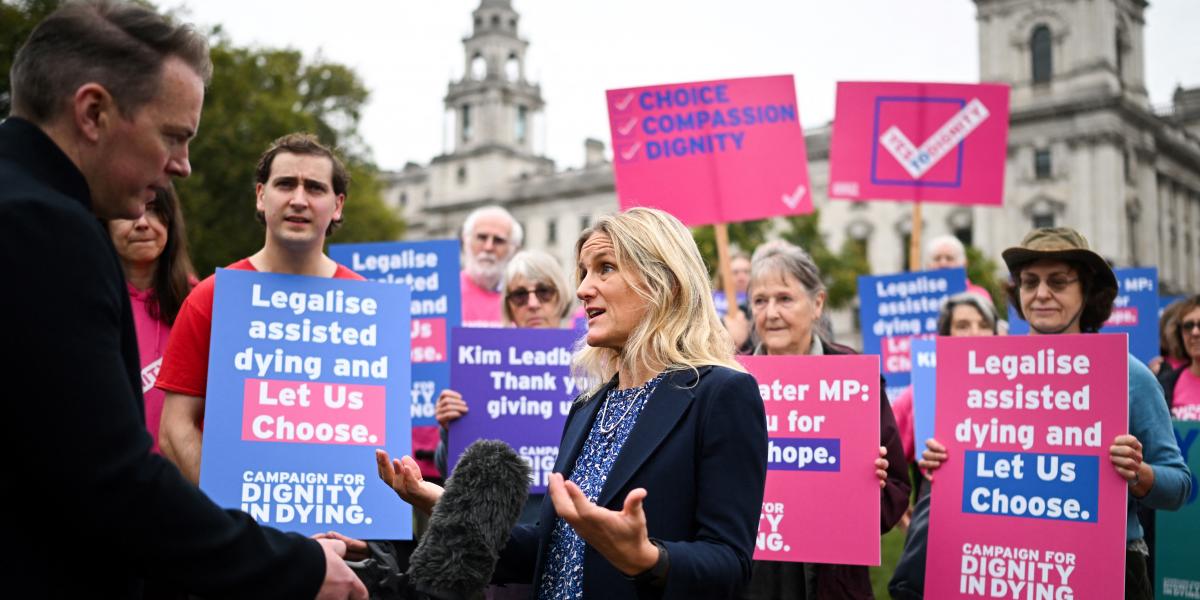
[467,252,504,290]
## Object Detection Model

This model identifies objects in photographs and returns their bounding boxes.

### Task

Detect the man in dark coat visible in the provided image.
[0,2,366,598]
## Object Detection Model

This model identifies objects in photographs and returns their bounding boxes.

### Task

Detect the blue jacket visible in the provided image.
[495,365,769,599]
[1126,354,1191,541]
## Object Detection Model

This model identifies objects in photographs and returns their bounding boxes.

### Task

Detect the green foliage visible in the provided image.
[691,219,770,279]
[177,36,402,275]
[965,244,1006,315]
[0,0,64,115]
[778,212,871,309]
[688,212,871,310]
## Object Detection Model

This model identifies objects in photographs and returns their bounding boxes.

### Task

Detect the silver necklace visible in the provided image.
[596,392,640,436]
[596,376,659,436]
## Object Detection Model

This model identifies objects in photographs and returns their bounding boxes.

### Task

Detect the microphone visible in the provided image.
[407,439,530,600]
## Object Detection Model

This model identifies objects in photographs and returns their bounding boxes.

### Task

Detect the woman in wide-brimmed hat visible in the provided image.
[919,227,1190,600]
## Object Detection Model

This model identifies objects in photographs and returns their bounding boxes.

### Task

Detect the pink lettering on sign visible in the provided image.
[739,354,881,566]
[606,75,812,226]
[241,379,386,446]
[882,335,914,375]
[1104,307,1138,327]
[411,317,447,363]
[828,81,1010,206]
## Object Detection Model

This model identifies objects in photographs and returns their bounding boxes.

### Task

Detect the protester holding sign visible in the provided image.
[740,241,909,600]
[434,250,576,492]
[1157,295,1200,420]
[159,133,365,484]
[107,184,196,453]
[378,207,768,599]
[920,227,1190,600]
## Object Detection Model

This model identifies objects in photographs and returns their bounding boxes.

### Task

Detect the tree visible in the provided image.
[778,212,871,309]
[177,36,403,275]
[0,0,64,116]
[691,219,770,282]
[965,244,1007,315]
[688,212,871,310]
[1,2,404,275]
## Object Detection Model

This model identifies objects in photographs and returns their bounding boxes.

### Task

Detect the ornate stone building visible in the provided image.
[384,0,1200,294]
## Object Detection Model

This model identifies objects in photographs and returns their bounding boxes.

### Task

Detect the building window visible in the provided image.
[491,15,500,27]
[509,18,517,30]
[900,233,912,272]
[1115,27,1127,80]
[1032,213,1055,229]
[470,54,486,80]
[456,166,467,185]
[953,226,974,247]
[516,105,528,143]
[505,54,520,82]
[580,215,591,231]
[547,219,557,244]
[1034,148,1052,179]
[399,192,408,206]
[1124,149,1133,184]
[461,104,472,142]
[1031,25,1052,84]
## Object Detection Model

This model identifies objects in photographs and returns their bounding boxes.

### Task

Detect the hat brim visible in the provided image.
[1001,247,1118,294]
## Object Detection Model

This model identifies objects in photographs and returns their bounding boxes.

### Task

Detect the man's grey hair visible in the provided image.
[461,205,523,249]
[925,234,966,266]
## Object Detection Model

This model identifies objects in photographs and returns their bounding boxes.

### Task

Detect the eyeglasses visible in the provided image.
[506,285,556,307]
[1180,320,1200,334]
[1018,275,1078,292]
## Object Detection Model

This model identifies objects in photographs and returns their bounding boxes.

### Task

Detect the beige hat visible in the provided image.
[1001,228,1118,296]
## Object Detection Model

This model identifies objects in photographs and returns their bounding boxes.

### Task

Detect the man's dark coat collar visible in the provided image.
[0,117,92,207]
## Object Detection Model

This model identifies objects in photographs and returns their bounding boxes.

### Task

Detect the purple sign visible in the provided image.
[447,327,583,493]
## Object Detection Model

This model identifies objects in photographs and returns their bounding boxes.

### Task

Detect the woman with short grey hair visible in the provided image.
[741,240,909,600]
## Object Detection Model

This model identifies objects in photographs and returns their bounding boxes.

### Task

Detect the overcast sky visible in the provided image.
[165,0,1200,171]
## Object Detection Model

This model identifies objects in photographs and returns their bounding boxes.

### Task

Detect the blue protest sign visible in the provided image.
[713,291,747,315]
[1007,267,1159,364]
[200,269,412,539]
[447,327,582,494]
[910,337,937,455]
[857,268,966,398]
[330,239,461,426]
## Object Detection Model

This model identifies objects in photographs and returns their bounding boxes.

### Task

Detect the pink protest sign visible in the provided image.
[926,334,1129,599]
[828,81,1010,205]
[739,355,881,565]
[606,75,812,226]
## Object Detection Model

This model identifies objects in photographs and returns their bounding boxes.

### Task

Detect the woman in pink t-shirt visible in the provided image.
[107,185,195,452]
[1158,295,1200,420]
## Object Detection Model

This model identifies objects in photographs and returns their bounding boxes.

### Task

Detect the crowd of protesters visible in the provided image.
[2,2,1195,599]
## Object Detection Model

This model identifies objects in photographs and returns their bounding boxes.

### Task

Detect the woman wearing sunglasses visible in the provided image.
[1158,295,1200,420]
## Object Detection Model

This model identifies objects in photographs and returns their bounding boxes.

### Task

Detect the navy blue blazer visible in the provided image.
[495,365,768,599]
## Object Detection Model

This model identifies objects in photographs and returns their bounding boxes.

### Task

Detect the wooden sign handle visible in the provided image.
[714,223,738,315]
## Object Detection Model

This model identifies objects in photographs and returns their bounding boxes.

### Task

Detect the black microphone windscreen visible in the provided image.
[407,439,530,598]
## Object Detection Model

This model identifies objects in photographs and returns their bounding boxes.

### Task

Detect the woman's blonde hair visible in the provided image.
[500,250,574,327]
[572,207,743,397]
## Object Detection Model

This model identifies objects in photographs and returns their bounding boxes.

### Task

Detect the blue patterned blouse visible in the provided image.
[536,372,667,600]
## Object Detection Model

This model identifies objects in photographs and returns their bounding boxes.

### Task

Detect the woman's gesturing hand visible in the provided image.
[375,449,443,516]
[546,473,660,577]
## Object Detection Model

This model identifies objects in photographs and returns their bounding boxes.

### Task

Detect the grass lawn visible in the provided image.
[869,526,908,599]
